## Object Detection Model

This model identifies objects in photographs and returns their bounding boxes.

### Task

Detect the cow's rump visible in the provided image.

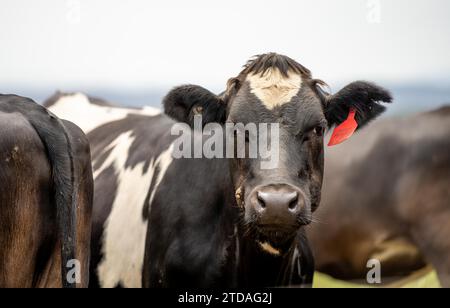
[0,94,93,288]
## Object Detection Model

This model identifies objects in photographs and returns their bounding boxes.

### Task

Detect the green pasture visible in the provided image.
[313,268,441,288]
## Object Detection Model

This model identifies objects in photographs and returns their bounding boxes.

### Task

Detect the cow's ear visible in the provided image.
[325,81,392,129]
[163,85,227,128]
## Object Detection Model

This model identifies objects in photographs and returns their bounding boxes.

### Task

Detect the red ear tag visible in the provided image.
[328,108,358,146]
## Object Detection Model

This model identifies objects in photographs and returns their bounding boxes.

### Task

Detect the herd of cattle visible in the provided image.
[0,53,449,288]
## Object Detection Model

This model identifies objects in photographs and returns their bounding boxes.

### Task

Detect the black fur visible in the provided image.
[163,54,312,126]
[0,94,78,288]
[163,85,227,127]
[163,65,392,132]
[325,81,393,128]
[241,53,312,78]
[158,56,392,288]
[88,53,393,288]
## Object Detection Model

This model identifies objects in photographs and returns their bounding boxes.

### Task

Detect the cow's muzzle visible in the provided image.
[249,184,310,240]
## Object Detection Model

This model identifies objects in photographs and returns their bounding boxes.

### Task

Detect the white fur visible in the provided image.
[48,93,161,134]
[257,241,281,256]
[147,144,175,211]
[246,68,302,110]
[95,132,174,288]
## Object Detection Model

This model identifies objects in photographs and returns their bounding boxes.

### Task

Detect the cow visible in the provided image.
[308,106,450,287]
[47,53,392,288]
[0,94,93,288]
[43,92,161,134]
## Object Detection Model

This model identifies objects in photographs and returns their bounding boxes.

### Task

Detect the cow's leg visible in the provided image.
[0,198,42,288]
[73,166,94,287]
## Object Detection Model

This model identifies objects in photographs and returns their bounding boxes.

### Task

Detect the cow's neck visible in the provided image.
[232,226,309,287]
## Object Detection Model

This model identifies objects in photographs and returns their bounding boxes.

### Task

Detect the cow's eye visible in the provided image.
[299,126,324,143]
[314,126,324,137]
[296,132,307,143]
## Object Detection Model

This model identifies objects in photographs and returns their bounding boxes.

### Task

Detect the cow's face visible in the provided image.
[164,53,392,247]
[225,68,327,246]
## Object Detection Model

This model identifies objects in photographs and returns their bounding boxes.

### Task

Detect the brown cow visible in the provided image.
[0,94,93,288]
[308,106,450,287]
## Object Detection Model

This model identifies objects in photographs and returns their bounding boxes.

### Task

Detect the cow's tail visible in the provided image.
[28,108,78,289]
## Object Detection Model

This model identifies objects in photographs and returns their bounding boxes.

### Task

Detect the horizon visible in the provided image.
[3,81,450,118]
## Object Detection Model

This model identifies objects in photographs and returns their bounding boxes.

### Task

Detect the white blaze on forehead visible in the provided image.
[95,131,174,288]
[48,93,161,134]
[246,68,303,110]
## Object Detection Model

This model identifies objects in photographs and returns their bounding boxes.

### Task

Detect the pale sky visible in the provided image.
[1,0,450,91]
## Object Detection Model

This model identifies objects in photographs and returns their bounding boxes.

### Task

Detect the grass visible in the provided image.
[313,268,441,288]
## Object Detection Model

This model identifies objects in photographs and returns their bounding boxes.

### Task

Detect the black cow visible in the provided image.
[308,106,450,287]
[47,53,392,288]
[0,94,93,288]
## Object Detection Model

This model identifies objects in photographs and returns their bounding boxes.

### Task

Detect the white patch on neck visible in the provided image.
[95,132,174,288]
[257,241,281,256]
[246,68,302,110]
[147,145,175,210]
[48,93,161,134]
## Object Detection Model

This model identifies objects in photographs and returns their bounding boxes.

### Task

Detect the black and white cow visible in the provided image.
[0,94,93,288]
[43,92,161,134]
[47,53,392,288]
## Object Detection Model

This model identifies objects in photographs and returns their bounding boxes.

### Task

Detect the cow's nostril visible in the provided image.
[257,193,267,209]
[288,197,298,211]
